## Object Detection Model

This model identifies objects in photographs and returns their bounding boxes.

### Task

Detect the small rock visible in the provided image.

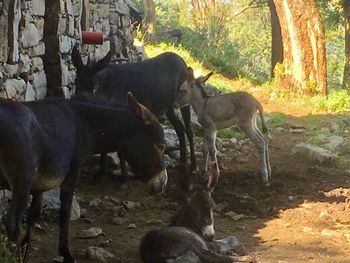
[289,128,306,134]
[84,217,94,224]
[330,123,340,132]
[86,247,115,262]
[112,217,127,225]
[284,223,291,228]
[122,201,140,210]
[303,226,313,233]
[276,127,287,132]
[234,225,246,231]
[214,236,245,255]
[230,138,238,144]
[288,196,295,201]
[127,223,136,229]
[215,201,229,213]
[89,198,103,207]
[293,143,338,163]
[53,256,64,263]
[80,208,87,217]
[224,211,246,221]
[76,227,103,239]
[112,206,126,217]
[320,229,343,238]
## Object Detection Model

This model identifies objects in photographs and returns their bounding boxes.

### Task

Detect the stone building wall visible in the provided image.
[0,0,47,101]
[0,0,139,100]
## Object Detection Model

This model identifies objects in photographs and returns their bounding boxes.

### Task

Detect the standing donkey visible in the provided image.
[0,93,167,263]
[174,68,271,189]
[71,46,196,185]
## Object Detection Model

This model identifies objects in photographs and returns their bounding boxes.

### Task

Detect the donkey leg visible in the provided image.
[6,168,32,245]
[253,115,271,181]
[196,248,236,263]
[166,108,187,164]
[117,152,129,188]
[59,165,80,263]
[240,115,269,184]
[22,192,43,263]
[93,152,106,183]
[204,128,220,189]
[180,105,197,173]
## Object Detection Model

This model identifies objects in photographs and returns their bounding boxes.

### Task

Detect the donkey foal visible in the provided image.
[140,166,246,263]
[174,68,271,188]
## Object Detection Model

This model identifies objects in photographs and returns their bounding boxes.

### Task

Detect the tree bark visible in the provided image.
[142,0,156,43]
[268,0,283,78]
[0,0,9,63]
[273,0,327,95]
[343,0,350,89]
[8,0,21,63]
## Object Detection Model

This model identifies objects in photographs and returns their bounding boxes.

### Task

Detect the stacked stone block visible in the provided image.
[0,0,47,101]
[0,0,139,100]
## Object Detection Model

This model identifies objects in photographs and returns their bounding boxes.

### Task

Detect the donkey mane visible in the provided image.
[194,80,209,99]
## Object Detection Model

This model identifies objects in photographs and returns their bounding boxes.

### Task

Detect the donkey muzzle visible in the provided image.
[202,224,215,241]
[148,169,168,194]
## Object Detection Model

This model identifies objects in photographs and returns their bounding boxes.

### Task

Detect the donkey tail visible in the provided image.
[257,102,270,138]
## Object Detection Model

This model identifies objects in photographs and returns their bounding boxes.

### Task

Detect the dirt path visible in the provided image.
[27,113,350,263]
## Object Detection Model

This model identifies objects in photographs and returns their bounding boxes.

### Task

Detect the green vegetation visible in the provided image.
[135,0,350,114]
[0,235,16,263]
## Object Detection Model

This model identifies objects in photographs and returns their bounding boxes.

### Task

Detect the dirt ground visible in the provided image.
[28,113,350,263]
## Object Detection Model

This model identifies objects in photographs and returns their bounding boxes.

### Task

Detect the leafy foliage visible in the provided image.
[0,235,16,263]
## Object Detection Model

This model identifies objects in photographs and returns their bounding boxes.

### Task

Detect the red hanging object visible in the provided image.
[81,31,104,45]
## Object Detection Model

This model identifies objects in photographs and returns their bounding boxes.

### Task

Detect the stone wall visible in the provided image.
[0,0,47,101]
[0,0,139,100]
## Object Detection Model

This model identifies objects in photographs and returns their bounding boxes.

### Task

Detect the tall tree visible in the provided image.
[267,0,283,78]
[191,0,218,24]
[142,0,156,43]
[273,0,327,95]
[343,0,350,89]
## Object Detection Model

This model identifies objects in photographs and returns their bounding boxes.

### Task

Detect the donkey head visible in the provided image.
[174,67,213,108]
[71,45,112,94]
[171,183,216,241]
[121,92,167,194]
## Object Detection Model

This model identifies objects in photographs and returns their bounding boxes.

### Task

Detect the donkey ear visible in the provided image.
[92,51,112,73]
[187,67,195,81]
[127,92,155,125]
[71,44,84,69]
[197,72,213,84]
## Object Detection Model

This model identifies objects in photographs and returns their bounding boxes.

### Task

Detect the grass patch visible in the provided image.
[268,112,288,129]
[217,127,246,140]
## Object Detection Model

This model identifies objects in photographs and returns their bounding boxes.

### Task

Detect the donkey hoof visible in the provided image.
[62,255,77,263]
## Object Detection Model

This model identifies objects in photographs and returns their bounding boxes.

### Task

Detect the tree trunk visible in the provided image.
[268,0,283,79]
[343,0,350,89]
[273,0,327,95]
[191,0,218,23]
[142,0,156,43]
[8,0,21,63]
[0,0,9,63]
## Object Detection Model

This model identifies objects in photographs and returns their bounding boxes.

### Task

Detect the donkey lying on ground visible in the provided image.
[140,166,247,263]
[72,46,196,185]
[0,93,166,263]
[174,68,271,189]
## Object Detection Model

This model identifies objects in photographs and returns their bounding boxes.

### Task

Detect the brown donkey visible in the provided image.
[139,164,247,263]
[174,68,271,189]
